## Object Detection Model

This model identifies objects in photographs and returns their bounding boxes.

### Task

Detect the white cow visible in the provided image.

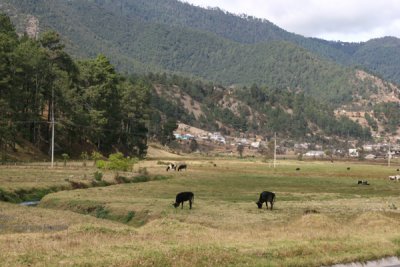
[166,163,176,171]
[388,175,400,181]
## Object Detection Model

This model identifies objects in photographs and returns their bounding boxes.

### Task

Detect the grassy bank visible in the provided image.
[0,165,168,203]
[2,159,400,266]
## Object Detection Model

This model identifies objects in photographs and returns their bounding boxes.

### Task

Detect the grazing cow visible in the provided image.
[389,175,400,181]
[256,191,275,210]
[347,167,351,170]
[177,163,187,171]
[166,163,176,171]
[296,168,300,171]
[173,192,194,209]
[357,180,370,185]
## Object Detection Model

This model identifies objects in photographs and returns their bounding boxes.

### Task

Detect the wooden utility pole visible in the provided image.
[274,132,277,168]
[51,88,55,168]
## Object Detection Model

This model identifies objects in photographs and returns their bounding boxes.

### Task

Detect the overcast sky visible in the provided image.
[181,0,400,42]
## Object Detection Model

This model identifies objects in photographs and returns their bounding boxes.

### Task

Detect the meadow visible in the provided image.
[1,158,400,266]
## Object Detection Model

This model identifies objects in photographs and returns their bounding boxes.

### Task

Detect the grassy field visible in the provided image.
[2,159,400,266]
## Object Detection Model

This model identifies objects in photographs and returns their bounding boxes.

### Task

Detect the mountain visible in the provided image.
[0,9,398,161]
[1,0,399,106]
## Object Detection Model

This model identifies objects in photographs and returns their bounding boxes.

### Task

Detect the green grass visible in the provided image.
[0,165,169,202]
[2,159,400,266]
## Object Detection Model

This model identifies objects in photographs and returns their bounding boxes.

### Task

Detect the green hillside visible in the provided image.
[0,11,373,162]
[352,37,400,83]
[1,0,395,105]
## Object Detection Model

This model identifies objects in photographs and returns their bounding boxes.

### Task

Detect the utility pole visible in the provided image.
[388,141,391,167]
[274,132,277,168]
[51,87,55,168]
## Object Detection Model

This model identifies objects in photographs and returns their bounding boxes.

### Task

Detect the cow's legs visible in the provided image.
[189,200,192,209]
[181,202,183,209]
[265,202,268,210]
[270,201,274,210]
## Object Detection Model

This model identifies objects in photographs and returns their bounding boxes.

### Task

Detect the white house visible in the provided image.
[304,151,325,157]
[365,154,376,159]
[250,141,260,149]
[349,149,359,157]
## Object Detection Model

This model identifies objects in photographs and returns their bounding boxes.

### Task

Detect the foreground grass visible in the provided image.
[2,159,400,266]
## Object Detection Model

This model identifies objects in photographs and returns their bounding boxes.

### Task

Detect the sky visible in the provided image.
[181,0,400,42]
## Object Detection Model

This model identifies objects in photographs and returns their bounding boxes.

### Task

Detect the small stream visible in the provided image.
[19,200,40,207]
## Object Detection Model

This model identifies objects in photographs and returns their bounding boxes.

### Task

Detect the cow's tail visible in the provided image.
[192,194,194,203]
[272,192,276,203]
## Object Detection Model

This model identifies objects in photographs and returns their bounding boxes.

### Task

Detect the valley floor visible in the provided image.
[1,158,400,266]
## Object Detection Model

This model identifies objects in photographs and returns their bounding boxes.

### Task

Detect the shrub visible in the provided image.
[62,153,69,166]
[125,211,135,223]
[93,171,103,181]
[108,153,130,171]
[81,152,89,167]
[91,151,103,166]
[96,160,107,170]
[95,206,109,219]
[95,153,139,172]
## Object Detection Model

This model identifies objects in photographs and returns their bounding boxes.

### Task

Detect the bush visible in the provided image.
[81,152,89,167]
[91,151,103,166]
[125,211,135,223]
[93,171,103,181]
[62,153,69,166]
[96,153,138,172]
[96,160,107,170]
[108,153,131,171]
[95,206,109,219]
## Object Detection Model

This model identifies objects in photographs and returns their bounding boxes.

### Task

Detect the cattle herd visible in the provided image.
[168,164,400,211]
[167,162,276,210]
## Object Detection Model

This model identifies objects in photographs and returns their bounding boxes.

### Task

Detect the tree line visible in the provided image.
[0,14,151,160]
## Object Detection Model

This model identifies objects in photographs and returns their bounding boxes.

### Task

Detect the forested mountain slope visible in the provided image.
[1,10,399,162]
[1,0,399,105]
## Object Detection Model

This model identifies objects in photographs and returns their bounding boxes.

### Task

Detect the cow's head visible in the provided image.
[172,202,179,208]
[256,201,262,209]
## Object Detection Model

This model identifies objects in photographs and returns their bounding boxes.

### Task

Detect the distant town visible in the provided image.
[174,123,400,159]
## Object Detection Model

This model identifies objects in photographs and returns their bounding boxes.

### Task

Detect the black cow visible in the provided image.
[256,191,275,210]
[177,163,187,171]
[173,191,194,209]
